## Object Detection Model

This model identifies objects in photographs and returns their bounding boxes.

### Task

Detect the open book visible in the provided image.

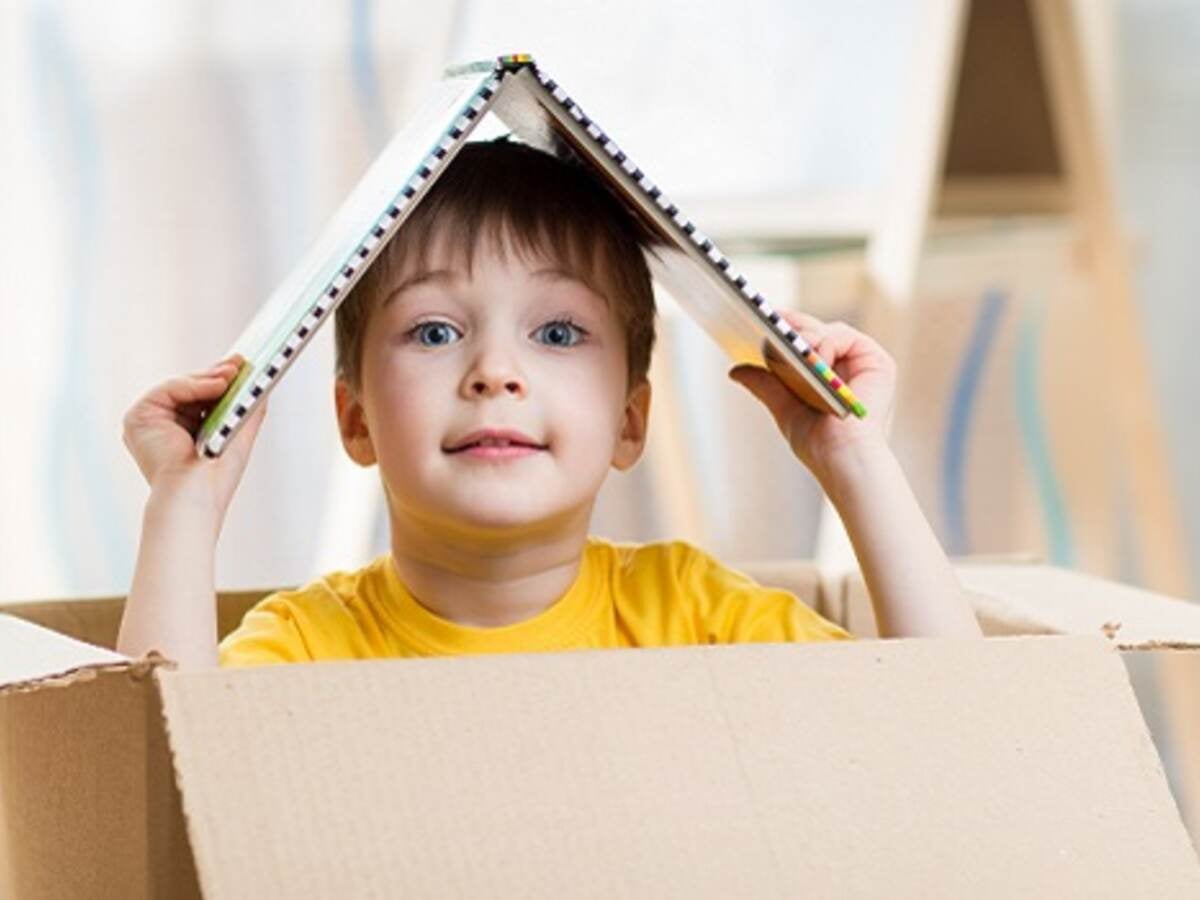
[196,53,866,458]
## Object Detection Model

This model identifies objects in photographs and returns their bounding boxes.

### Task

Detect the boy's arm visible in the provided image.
[730,314,982,639]
[819,440,981,638]
[117,357,268,667]
[120,481,224,668]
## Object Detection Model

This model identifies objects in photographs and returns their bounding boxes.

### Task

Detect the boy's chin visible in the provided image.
[439,496,587,540]
[456,507,570,536]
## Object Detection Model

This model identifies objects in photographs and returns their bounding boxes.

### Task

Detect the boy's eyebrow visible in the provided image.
[382,267,598,307]
[382,269,459,307]
[537,269,611,307]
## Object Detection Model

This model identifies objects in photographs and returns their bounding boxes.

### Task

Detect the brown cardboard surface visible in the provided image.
[837,562,1200,647]
[4,567,1200,897]
[0,665,200,899]
[156,637,1200,899]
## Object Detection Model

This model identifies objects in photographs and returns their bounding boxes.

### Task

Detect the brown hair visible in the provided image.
[335,138,659,392]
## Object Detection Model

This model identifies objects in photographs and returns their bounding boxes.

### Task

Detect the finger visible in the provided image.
[776,310,826,334]
[173,395,225,431]
[812,323,892,381]
[188,360,240,380]
[813,323,861,365]
[728,364,812,432]
[125,375,227,432]
[770,313,896,396]
[774,310,826,350]
[153,370,239,409]
[772,315,858,377]
[220,399,269,468]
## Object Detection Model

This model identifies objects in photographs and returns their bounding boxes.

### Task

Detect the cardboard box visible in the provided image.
[840,560,1200,647]
[3,563,1200,898]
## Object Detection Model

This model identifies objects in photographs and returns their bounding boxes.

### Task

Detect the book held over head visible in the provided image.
[196,53,865,459]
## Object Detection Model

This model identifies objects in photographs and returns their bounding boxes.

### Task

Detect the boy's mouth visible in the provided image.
[444,428,548,455]
[451,445,545,460]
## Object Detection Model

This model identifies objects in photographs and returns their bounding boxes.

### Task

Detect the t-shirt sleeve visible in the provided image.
[218,597,314,667]
[678,544,853,644]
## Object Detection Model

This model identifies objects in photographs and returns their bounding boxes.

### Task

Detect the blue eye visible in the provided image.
[405,318,585,348]
[408,321,462,347]
[535,319,587,347]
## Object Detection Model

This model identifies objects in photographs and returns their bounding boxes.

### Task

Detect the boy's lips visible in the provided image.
[452,444,544,461]
[443,428,548,454]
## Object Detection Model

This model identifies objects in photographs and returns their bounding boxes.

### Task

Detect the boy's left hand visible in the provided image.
[728,312,896,486]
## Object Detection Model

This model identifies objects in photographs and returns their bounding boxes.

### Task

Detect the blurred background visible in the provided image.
[1,0,1198,833]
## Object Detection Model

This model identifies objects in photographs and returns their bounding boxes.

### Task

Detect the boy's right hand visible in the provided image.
[122,355,268,517]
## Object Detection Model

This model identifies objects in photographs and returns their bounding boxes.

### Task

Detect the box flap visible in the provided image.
[0,664,200,899]
[835,563,1200,647]
[0,614,129,691]
[157,638,1200,898]
[955,564,1200,649]
[0,590,274,650]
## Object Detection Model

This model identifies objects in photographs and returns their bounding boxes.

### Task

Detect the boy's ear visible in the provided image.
[335,378,377,467]
[612,379,651,472]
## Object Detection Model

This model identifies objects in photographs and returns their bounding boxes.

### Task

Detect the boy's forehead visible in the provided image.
[375,219,625,314]
[382,252,611,310]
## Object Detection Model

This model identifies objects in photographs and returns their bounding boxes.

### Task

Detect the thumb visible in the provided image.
[220,399,269,469]
[728,364,798,429]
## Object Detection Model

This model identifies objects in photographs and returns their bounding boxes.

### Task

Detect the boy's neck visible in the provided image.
[387,510,592,628]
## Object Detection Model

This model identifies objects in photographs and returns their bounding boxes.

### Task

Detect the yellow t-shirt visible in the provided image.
[218,537,851,666]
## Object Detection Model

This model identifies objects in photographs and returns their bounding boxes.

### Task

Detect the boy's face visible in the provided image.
[336,234,651,538]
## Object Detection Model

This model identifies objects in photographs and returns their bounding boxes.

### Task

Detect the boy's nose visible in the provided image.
[461,335,529,399]
[462,357,527,399]
[468,375,525,398]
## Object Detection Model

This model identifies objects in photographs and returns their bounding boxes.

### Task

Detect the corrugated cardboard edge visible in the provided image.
[153,664,230,900]
[0,653,174,698]
[1130,641,1200,651]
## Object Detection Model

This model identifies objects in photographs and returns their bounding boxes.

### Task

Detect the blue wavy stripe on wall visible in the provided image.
[940,289,1007,555]
[351,0,390,151]
[1014,299,1075,566]
[29,4,133,590]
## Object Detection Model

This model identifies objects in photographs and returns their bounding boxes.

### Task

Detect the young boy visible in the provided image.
[118,139,980,669]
